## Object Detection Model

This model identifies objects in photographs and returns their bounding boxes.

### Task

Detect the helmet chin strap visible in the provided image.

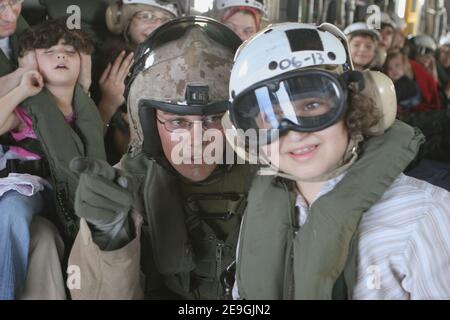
[257,134,363,183]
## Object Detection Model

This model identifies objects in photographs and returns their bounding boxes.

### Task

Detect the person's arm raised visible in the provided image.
[97,51,134,125]
[0,70,43,135]
[0,50,39,97]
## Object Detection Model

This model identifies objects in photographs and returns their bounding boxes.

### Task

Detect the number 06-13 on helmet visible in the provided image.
[222,22,398,178]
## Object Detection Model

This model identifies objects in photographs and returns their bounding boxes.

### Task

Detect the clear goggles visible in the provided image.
[230,69,349,144]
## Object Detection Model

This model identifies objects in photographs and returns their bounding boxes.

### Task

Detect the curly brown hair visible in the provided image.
[344,90,382,139]
[18,19,94,57]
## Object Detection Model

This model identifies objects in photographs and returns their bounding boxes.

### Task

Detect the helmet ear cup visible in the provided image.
[105,2,126,35]
[359,70,397,135]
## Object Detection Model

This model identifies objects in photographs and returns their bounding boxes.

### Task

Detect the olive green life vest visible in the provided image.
[120,152,254,299]
[175,164,252,300]
[236,121,424,300]
[20,86,106,240]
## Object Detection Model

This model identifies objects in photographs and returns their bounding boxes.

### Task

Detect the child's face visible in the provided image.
[261,121,349,181]
[349,35,376,69]
[34,39,81,87]
[386,55,405,81]
[416,53,435,70]
[128,8,173,45]
[379,25,394,48]
[224,11,258,41]
[392,30,405,49]
[440,45,450,68]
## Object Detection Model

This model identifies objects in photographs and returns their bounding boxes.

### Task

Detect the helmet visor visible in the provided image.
[231,70,347,144]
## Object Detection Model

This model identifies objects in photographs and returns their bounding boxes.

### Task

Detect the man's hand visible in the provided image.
[70,157,135,222]
[0,51,39,97]
[78,52,92,93]
[18,50,38,71]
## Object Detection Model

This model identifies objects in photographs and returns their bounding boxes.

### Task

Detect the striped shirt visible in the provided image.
[295,173,450,299]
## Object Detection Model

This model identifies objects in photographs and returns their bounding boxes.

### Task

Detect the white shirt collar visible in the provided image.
[294,172,347,227]
[0,37,11,60]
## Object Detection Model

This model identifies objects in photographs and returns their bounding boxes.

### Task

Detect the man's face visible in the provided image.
[35,39,81,87]
[224,11,257,41]
[386,55,405,81]
[0,0,21,38]
[349,35,376,69]
[156,110,225,182]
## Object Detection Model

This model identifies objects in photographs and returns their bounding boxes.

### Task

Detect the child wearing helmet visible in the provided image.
[215,0,266,41]
[379,13,397,50]
[384,50,422,114]
[370,13,397,70]
[393,35,442,113]
[408,35,439,82]
[105,0,178,46]
[434,32,450,108]
[225,23,450,299]
[344,22,379,71]
[97,0,178,164]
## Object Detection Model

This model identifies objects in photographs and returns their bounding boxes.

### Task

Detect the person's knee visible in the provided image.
[29,216,64,258]
[21,217,66,300]
[0,191,43,225]
[0,192,36,232]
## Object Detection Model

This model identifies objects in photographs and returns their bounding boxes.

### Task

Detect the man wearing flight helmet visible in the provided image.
[67,17,254,300]
[224,23,450,299]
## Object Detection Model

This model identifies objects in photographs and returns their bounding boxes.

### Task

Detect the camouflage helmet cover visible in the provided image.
[126,16,241,155]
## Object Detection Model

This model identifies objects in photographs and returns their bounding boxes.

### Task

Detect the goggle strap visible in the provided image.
[340,70,365,93]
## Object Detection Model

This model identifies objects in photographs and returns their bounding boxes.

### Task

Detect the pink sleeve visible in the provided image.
[11,106,37,141]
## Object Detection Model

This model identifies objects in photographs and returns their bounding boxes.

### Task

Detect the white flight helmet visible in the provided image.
[106,0,178,35]
[230,22,353,102]
[223,22,397,182]
[123,0,178,16]
[344,22,380,41]
[412,34,437,54]
[391,12,406,30]
[380,12,397,29]
[439,31,450,46]
[216,0,266,15]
